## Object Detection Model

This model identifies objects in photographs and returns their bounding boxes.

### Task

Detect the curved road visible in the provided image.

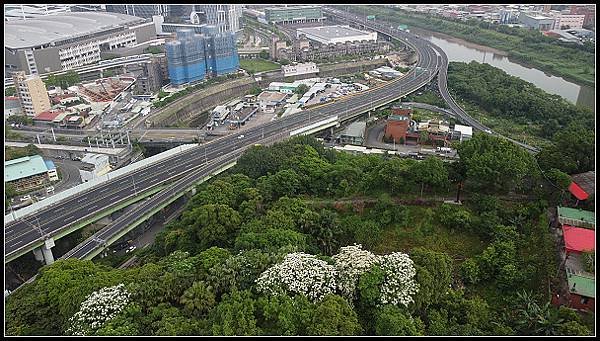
[5,14,441,262]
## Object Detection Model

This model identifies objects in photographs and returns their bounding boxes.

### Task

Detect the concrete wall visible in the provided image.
[133,22,158,43]
[33,47,62,73]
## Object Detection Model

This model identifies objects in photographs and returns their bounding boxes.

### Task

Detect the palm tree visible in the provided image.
[514,290,564,335]
[180,281,216,316]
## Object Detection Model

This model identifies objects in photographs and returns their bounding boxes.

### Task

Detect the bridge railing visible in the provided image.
[5,144,198,224]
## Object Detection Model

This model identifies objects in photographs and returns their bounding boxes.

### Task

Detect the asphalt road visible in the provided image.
[6,9,442,262]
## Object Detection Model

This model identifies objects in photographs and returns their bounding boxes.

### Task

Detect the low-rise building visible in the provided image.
[519,13,555,31]
[5,96,22,117]
[257,91,287,113]
[340,121,366,145]
[33,110,68,127]
[568,171,595,203]
[384,108,412,144]
[265,5,324,24]
[228,105,259,127]
[281,62,319,77]
[452,124,473,142]
[212,105,230,125]
[79,153,111,182]
[557,206,595,230]
[5,155,58,192]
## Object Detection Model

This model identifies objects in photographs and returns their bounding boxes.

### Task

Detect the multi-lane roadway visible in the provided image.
[5,17,441,262]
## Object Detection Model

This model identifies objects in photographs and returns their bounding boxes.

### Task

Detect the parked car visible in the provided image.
[46,186,54,194]
[20,195,31,202]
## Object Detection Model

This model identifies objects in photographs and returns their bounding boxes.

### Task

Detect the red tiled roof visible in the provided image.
[5,96,19,100]
[34,110,64,121]
[562,225,595,254]
[569,182,589,201]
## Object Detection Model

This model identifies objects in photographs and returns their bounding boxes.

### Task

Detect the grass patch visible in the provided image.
[373,205,487,260]
[240,58,281,74]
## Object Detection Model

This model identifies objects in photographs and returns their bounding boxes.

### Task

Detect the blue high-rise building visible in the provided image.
[166,28,239,86]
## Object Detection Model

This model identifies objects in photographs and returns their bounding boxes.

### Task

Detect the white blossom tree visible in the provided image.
[66,284,131,336]
[378,252,420,307]
[332,244,380,300]
[256,252,337,302]
[256,247,420,308]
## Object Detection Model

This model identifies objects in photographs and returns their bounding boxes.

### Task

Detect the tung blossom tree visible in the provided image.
[256,246,419,307]
[256,252,337,302]
[66,284,131,336]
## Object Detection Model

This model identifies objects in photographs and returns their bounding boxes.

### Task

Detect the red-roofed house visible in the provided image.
[562,225,595,255]
[33,110,67,127]
[569,182,589,201]
[568,171,595,205]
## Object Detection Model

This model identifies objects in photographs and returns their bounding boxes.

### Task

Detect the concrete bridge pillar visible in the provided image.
[41,238,55,265]
[32,248,44,262]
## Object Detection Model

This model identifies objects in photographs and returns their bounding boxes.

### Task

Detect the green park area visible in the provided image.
[240,58,281,74]
[6,134,593,336]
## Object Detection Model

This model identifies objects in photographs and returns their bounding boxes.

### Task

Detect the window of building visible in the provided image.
[580,297,589,305]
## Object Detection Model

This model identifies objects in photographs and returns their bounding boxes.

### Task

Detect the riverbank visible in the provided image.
[343,6,595,88]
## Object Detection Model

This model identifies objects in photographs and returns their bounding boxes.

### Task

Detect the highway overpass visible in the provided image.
[5,14,442,264]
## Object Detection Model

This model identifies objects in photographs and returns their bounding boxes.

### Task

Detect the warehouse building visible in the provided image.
[166,28,240,85]
[296,25,378,45]
[265,6,324,24]
[5,12,156,75]
[340,121,367,146]
[5,155,58,192]
[518,13,555,31]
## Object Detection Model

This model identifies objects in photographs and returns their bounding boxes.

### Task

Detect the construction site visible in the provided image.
[77,77,136,103]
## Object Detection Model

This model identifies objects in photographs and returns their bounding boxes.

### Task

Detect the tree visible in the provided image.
[374,305,423,336]
[5,86,16,96]
[256,294,314,335]
[410,156,449,197]
[190,204,242,251]
[179,281,216,317]
[410,248,453,311]
[210,290,261,336]
[294,84,310,96]
[307,295,362,336]
[459,258,480,285]
[259,50,269,59]
[457,133,534,193]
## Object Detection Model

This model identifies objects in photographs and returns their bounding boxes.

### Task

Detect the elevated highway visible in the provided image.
[5,16,442,263]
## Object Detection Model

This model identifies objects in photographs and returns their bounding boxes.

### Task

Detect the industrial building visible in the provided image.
[282,62,319,77]
[384,114,411,144]
[12,71,52,117]
[166,28,240,85]
[257,91,288,113]
[296,25,378,45]
[552,14,585,30]
[340,121,367,146]
[265,6,324,24]
[5,12,156,75]
[5,155,58,192]
[80,153,111,182]
[518,13,555,31]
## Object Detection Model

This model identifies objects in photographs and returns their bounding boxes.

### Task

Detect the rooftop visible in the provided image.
[557,206,595,228]
[571,171,595,196]
[454,124,473,136]
[567,273,595,298]
[342,121,367,138]
[297,25,374,40]
[265,5,322,11]
[33,110,65,122]
[5,12,145,49]
[5,155,50,182]
[257,91,287,103]
[562,225,595,253]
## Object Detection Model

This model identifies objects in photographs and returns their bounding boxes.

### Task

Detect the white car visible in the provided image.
[46,186,54,193]
[238,134,245,139]
[20,195,31,202]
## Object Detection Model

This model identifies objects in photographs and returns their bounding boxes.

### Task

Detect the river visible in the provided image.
[410,28,595,111]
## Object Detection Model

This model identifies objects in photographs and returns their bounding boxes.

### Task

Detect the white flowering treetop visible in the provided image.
[256,246,420,307]
[66,283,131,336]
[378,252,420,307]
[332,244,380,300]
[256,252,337,302]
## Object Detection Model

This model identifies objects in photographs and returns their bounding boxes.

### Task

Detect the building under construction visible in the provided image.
[77,77,135,102]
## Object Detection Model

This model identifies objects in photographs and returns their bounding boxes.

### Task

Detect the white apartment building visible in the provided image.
[282,62,320,77]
